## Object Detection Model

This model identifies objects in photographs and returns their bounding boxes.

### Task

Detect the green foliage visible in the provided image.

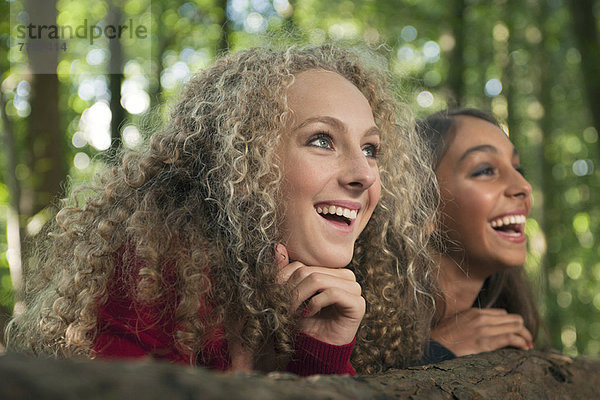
[0,0,599,357]
[0,184,14,313]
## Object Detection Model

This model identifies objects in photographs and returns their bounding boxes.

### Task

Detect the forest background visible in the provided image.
[0,0,599,357]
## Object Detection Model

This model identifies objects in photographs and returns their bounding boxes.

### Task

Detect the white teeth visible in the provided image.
[316,204,358,220]
[490,214,526,228]
[504,231,521,237]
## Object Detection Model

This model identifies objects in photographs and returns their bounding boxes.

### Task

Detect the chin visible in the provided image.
[321,254,353,268]
[290,247,354,268]
[499,254,527,269]
[488,258,526,274]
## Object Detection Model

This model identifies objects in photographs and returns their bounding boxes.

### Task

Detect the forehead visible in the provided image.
[285,69,376,130]
[444,116,515,160]
[287,69,369,108]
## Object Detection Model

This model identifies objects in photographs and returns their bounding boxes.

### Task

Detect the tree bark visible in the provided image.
[504,0,520,143]
[216,0,231,55]
[107,1,126,162]
[0,72,24,320]
[0,349,597,399]
[538,0,562,351]
[24,0,65,218]
[568,0,600,153]
[149,1,172,111]
[445,0,466,107]
[19,0,64,315]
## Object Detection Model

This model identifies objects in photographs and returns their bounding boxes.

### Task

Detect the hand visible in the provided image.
[275,244,365,346]
[431,308,534,357]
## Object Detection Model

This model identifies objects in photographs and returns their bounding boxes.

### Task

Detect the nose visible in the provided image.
[506,169,532,199]
[339,151,378,191]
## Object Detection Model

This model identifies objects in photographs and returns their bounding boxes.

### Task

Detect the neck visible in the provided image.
[437,253,486,318]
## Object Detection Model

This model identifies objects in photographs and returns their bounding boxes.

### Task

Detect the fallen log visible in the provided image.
[0,348,597,399]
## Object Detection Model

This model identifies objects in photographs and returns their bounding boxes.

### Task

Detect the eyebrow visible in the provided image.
[458,144,518,163]
[293,116,381,137]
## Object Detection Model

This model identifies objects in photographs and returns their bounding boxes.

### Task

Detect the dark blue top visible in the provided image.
[414,339,456,366]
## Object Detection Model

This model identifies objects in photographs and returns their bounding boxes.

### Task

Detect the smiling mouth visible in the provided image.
[490,214,527,236]
[316,205,358,226]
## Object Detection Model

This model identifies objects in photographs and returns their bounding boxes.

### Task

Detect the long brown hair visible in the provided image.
[416,108,541,340]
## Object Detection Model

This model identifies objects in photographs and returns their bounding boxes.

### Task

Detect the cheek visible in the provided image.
[279,155,327,230]
[281,154,318,195]
[369,178,382,211]
[439,189,475,232]
[441,186,496,241]
[439,188,459,227]
[357,176,381,232]
[460,187,495,217]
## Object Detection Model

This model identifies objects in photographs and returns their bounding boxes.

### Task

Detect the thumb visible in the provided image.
[275,244,289,268]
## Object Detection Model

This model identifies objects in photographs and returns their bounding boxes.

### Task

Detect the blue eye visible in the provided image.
[308,133,333,150]
[362,144,379,159]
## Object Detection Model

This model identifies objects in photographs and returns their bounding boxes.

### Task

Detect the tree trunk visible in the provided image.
[216,0,231,55]
[0,349,597,399]
[149,2,171,111]
[24,0,64,218]
[107,1,126,161]
[538,0,562,351]
[568,0,600,153]
[503,0,520,143]
[0,74,24,317]
[445,0,466,107]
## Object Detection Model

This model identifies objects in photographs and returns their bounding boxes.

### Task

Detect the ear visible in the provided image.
[274,243,289,268]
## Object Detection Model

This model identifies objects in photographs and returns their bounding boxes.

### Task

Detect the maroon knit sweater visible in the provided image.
[93,247,355,376]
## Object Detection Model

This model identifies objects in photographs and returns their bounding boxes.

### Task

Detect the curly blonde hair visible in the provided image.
[6,44,439,373]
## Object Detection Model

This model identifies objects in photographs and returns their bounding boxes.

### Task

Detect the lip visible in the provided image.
[314,200,362,211]
[488,210,528,244]
[314,200,362,234]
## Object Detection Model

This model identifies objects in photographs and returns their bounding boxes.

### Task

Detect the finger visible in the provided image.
[471,312,525,327]
[516,325,534,346]
[290,272,361,311]
[442,309,513,328]
[459,308,508,321]
[276,261,305,284]
[475,319,531,341]
[473,308,509,316]
[483,332,530,352]
[279,263,356,286]
[288,266,356,287]
[292,273,362,311]
[303,286,366,319]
